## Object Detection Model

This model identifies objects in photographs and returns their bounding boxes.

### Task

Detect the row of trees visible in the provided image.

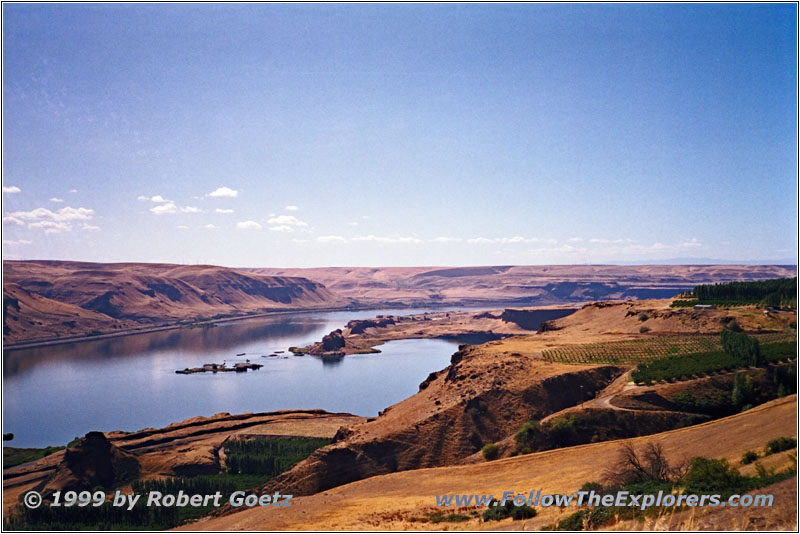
[223,437,330,476]
[692,277,796,307]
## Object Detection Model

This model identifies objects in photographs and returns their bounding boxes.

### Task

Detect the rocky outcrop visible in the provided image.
[3,260,345,343]
[252,349,624,498]
[41,432,140,494]
[499,308,577,330]
[321,329,345,351]
[345,317,396,334]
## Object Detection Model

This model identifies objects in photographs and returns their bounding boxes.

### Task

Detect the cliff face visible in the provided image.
[3,260,344,343]
[42,432,140,494]
[256,344,624,497]
[247,264,797,307]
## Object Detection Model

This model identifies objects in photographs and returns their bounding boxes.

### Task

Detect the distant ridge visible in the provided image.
[3,260,343,343]
[249,264,796,308]
[602,258,797,267]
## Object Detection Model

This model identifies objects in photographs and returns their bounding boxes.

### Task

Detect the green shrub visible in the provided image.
[551,507,611,531]
[639,325,650,334]
[682,457,749,497]
[553,509,587,530]
[638,312,649,322]
[731,374,755,410]
[427,511,470,523]
[482,443,499,461]
[514,420,541,453]
[482,499,536,522]
[741,451,758,465]
[765,437,797,455]
[548,416,578,447]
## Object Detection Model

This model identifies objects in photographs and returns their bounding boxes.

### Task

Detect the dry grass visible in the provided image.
[180,395,796,531]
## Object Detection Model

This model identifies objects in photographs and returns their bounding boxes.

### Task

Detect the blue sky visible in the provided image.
[2,3,797,267]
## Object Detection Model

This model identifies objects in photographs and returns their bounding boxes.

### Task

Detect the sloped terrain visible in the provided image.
[184,396,796,531]
[249,265,795,307]
[3,260,343,343]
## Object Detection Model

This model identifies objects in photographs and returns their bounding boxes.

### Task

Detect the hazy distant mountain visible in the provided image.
[604,258,797,267]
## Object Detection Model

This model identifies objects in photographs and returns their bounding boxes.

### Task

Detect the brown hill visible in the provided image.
[248,264,795,306]
[221,299,795,509]
[183,395,797,531]
[3,260,343,343]
[3,282,126,341]
[41,432,140,494]
[257,357,623,497]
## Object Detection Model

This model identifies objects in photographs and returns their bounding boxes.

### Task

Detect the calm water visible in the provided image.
[3,309,464,448]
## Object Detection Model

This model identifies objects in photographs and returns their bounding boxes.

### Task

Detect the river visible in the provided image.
[3,308,465,448]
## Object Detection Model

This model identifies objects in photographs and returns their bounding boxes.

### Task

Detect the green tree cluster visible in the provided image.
[692,277,796,307]
[720,328,762,366]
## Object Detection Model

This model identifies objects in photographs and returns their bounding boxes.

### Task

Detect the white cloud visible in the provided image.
[208,186,239,198]
[519,238,706,262]
[318,235,347,243]
[138,195,170,203]
[69,189,78,193]
[237,220,262,230]
[348,221,359,227]
[215,208,235,214]
[467,236,558,245]
[589,238,626,244]
[150,202,179,215]
[269,225,293,232]
[285,205,299,211]
[29,220,71,234]
[6,206,93,222]
[291,238,309,243]
[49,197,64,203]
[430,237,462,243]
[267,214,308,227]
[204,224,218,229]
[82,224,101,231]
[2,206,93,233]
[149,202,201,215]
[568,237,584,243]
[176,225,190,230]
[2,185,21,194]
[2,216,24,226]
[352,235,422,244]
[2,239,32,246]
[676,238,702,249]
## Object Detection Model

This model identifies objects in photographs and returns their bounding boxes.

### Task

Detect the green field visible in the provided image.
[542,333,795,366]
[3,446,64,469]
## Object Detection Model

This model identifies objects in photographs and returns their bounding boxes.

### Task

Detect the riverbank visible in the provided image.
[3,301,581,352]
[293,306,579,356]
[2,305,358,352]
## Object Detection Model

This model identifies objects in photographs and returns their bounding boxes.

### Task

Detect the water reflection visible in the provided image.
[3,308,462,448]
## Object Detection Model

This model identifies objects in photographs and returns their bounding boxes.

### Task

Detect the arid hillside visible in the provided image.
[3,261,343,343]
[184,396,797,531]
[249,264,796,306]
[2,409,364,518]
[209,298,795,521]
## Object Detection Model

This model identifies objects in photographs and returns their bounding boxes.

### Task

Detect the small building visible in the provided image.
[693,304,716,310]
